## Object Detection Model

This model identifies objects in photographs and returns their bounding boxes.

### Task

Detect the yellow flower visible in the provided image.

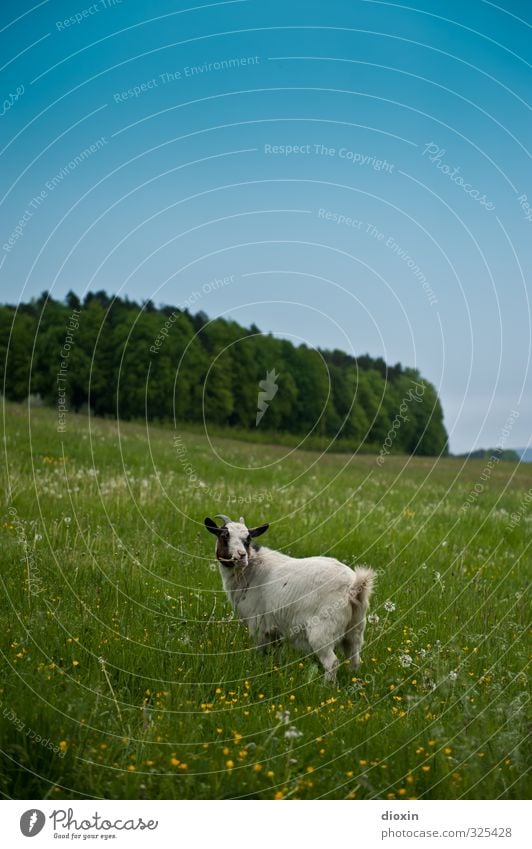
[226,760,234,769]
[306,766,314,774]
[170,757,180,766]
[444,747,453,755]
[422,765,431,772]
[253,764,263,772]
[146,760,155,767]
[58,741,68,752]
[266,770,275,778]
[72,660,80,666]
[179,763,188,770]
[127,765,136,772]
[274,791,284,800]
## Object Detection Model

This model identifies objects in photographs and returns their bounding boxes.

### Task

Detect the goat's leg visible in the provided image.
[343,617,367,670]
[314,646,339,684]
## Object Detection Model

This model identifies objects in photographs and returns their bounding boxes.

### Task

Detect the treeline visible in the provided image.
[0,291,448,455]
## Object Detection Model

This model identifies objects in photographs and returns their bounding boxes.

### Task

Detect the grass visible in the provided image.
[0,401,530,800]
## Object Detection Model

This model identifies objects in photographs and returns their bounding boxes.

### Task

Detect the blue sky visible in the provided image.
[1,0,530,453]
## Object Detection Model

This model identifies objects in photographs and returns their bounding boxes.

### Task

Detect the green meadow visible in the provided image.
[1,402,529,800]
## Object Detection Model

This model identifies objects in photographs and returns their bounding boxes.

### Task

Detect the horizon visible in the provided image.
[1,286,528,457]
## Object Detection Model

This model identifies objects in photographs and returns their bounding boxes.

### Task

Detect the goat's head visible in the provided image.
[204,514,269,567]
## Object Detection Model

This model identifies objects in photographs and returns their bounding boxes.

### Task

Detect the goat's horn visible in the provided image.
[214,514,232,525]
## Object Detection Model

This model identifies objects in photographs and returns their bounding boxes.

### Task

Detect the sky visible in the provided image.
[1,0,530,454]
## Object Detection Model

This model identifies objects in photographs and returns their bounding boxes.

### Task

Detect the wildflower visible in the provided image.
[444,747,453,755]
[276,710,290,724]
[253,764,263,772]
[226,760,234,770]
[127,765,136,772]
[367,613,380,625]
[170,757,180,766]
[418,648,427,658]
[64,517,71,525]
[399,654,413,668]
[274,791,284,800]
[58,741,68,753]
[72,660,80,667]
[384,600,396,612]
[448,670,458,681]
[422,765,431,772]
[284,726,303,740]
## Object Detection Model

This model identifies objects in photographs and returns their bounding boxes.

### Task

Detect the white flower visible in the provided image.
[284,726,302,740]
[276,710,290,724]
[34,534,43,542]
[63,516,71,525]
[399,654,413,668]
[418,648,427,658]
[384,600,396,612]
[441,540,448,547]
[368,613,380,625]
[448,670,458,681]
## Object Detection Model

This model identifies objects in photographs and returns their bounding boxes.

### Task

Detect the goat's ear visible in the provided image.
[249,523,269,538]
[204,517,222,536]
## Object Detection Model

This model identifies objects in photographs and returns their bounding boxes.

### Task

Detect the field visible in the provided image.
[1,402,529,800]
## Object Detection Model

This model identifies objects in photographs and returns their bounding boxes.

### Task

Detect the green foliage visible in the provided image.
[0,291,448,456]
[0,403,528,800]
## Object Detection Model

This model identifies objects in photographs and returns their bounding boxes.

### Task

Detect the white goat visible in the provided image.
[204,514,375,683]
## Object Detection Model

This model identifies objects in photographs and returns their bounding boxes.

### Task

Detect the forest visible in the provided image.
[0,290,448,455]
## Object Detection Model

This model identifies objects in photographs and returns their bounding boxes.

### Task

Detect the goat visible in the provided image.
[204,514,375,683]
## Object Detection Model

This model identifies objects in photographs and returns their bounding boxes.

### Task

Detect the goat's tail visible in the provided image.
[349,567,376,608]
